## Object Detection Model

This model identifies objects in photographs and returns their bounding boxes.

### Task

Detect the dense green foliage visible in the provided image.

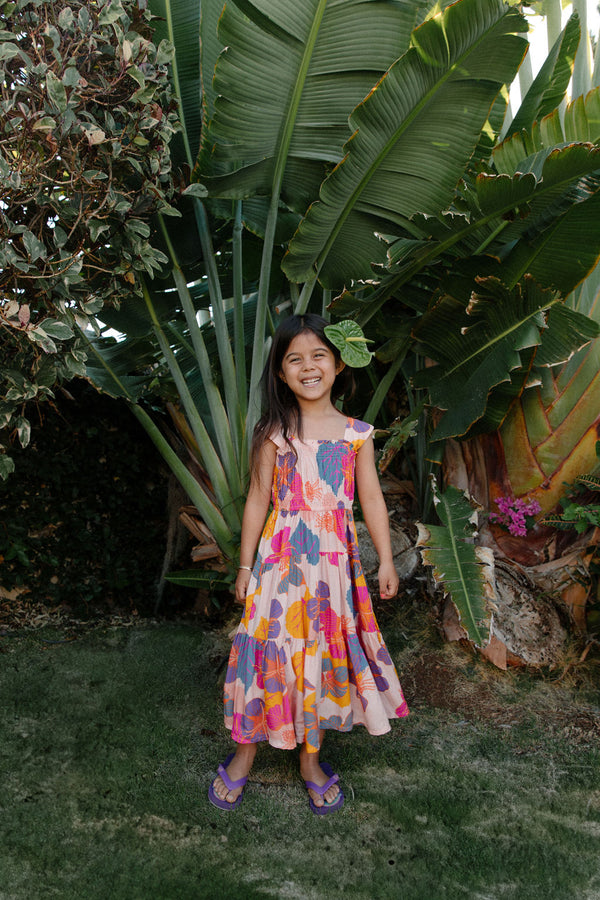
[0,0,179,477]
[0,386,168,613]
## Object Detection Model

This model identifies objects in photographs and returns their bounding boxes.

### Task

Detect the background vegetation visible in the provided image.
[0,386,169,615]
[2,0,600,656]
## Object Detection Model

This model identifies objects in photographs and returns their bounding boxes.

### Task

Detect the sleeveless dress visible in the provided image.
[223,417,409,752]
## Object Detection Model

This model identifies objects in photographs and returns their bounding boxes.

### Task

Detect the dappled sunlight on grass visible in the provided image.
[1,619,600,899]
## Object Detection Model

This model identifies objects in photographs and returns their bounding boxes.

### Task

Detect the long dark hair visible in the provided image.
[250,314,354,474]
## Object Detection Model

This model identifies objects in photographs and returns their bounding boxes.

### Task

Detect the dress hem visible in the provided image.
[225,708,409,752]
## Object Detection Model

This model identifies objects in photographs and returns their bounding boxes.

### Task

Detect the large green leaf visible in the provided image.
[493,86,600,175]
[377,142,600,309]
[199,0,225,127]
[505,13,580,137]
[501,179,600,293]
[282,0,528,289]
[196,0,428,210]
[416,483,496,647]
[149,0,202,167]
[413,276,599,441]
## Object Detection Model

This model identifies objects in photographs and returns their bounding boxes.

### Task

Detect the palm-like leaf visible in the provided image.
[150,0,203,167]
[380,139,600,298]
[282,0,528,289]
[505,13,580,137]
[413,276,599,441]
[490,287,600,517]
[197,0,427,209]
[416,482,497,647]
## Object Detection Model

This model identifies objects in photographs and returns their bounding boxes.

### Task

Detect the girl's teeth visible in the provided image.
[303,378,319,384]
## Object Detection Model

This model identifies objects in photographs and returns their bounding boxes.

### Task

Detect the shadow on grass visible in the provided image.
[1,612,600,900]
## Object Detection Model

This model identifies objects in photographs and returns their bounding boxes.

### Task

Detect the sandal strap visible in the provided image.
[217,763,248,792]
[304,772,339,796]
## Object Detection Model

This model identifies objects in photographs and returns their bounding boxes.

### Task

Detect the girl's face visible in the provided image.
[279,330,344,404]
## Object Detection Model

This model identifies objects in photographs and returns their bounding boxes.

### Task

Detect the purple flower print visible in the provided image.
[368,659,390,693]
[267,598,283,639]
[306,581,330,622]
[263,641,287,693]
[234,698,266,742]
[376,647,392,666]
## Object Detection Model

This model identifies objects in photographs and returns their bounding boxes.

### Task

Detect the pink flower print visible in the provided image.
[267,598,283,639]
[266,696,292,733]
[333,508,348,544]
[269,525,291,557]
[320,604,341,642]
[289,473,305,510]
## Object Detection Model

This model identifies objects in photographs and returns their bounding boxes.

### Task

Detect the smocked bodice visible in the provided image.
[270,419,373,513]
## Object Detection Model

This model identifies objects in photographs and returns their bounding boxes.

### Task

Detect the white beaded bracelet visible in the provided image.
[238,565,252,572]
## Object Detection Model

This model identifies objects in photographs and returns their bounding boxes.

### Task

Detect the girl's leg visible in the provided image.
[212,742,257,804]
[298,730,341,808]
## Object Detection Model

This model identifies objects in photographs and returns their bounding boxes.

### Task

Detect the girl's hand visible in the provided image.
[378,561,399,599]
[235,569,252,605]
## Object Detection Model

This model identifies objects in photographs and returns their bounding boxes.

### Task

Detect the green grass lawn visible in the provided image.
[1,612,600,900]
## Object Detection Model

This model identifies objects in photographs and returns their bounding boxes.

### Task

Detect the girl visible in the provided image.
[209,314,408,814]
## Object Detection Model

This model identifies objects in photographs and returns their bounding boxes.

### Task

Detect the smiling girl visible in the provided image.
[208,314,408,814]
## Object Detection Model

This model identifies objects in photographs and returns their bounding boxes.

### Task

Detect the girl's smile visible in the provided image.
[279,332,344,403]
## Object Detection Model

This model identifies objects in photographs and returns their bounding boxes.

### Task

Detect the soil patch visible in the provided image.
[401,650,518,722]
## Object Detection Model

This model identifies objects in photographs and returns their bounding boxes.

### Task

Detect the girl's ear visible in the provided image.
[279,371,287,384]
[335,360,346,375]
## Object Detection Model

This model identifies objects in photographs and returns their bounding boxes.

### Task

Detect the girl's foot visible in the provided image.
[299,750,341,808]
[211,745,256,805]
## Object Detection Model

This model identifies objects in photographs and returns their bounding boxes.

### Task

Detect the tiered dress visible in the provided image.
[224,417,408,752]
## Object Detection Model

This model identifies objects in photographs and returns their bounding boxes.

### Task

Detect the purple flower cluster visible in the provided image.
[489,495,541,537]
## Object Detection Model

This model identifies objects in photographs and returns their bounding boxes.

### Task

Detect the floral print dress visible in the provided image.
[224,417,409,752]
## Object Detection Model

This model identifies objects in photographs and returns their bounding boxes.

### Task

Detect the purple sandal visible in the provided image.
[305,762,344,815]
[208,753,248,811]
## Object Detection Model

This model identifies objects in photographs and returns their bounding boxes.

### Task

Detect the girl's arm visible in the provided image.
[235,438,277,604]
[355,436,399,600]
